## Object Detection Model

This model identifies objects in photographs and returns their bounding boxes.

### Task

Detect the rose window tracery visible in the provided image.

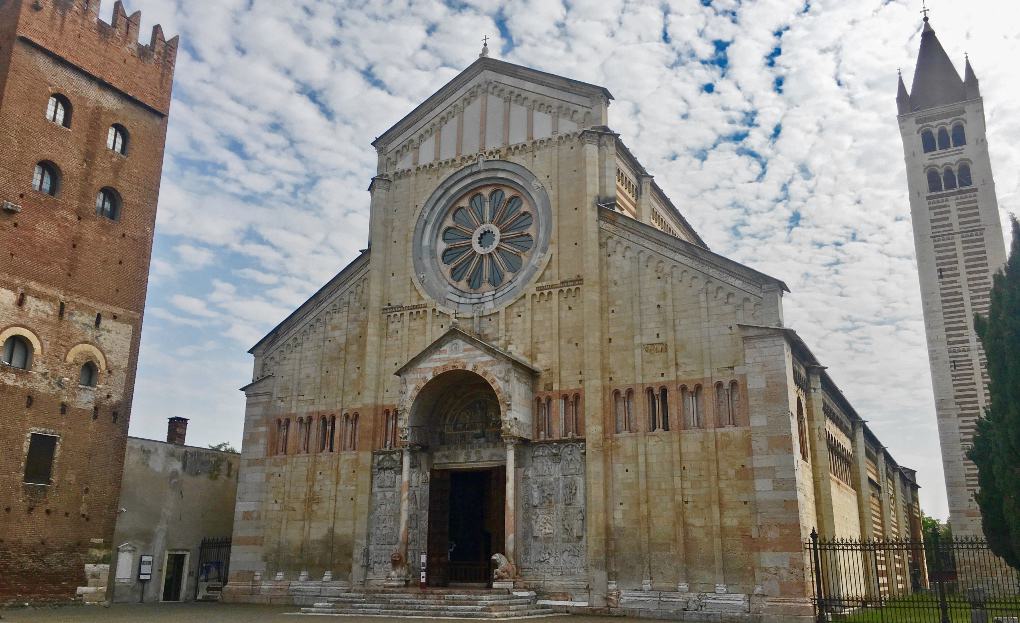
[438,186,536,291]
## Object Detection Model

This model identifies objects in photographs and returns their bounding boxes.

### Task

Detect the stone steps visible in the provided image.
[299,588,554,619]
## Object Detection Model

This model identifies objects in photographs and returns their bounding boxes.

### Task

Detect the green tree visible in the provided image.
[208,442,238,454]
[967,215,1020,571]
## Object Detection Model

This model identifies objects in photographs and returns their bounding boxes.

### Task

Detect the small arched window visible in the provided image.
[2,335,33,369]
[33,161,59,196]
[613,390,624,433]
[943,167,958,191]
[715,382,727,427]
[659,388,669,431]
[79,361,98,387]
[796,397,809,461]
[341,414,350,451]
[921,130,936,153]
[536,398,546,438]
[624,390,635,433]
[958,163,973,188]
[647,388,658,431]
[572,394,581,436]
[328,415,336,452]
[683,385,703,429]
[350,413,360,451]
[107,124,128,155]
[383,410,393,449]
[727,381,740,426]
[318,416,328,452]
[277,418,290,455]
[927,169,943,193]
[95,188,122,221]
[951,123,966,147]
[937,127,950,150]
[46,94,71,127]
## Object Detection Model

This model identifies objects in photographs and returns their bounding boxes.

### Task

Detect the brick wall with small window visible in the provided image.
[0,0,176,603]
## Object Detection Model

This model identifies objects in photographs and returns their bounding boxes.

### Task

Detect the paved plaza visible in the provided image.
[0,603,633,623]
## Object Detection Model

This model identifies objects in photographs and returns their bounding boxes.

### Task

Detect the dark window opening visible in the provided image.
[95,313,102,328]
[95,188,121,221]
[2,335,32,369]
[921,130,936,153]
[24,433,58,485]
[943,167,958,191]
[937,127,951,150]
[952,123,966,147]
[58,302,65,318]
[33,162,59,196]
[46,94,71,128]
[107,124,128,155]
[927,169,943,193]
[79,361,98,387]
[958,163,973,188]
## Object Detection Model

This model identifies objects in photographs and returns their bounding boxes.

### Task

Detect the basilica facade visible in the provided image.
[224,56,922,620]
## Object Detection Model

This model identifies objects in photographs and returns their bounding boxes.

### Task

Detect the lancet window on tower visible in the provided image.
[937,127,951,150]
[951,123,966,147]
[796,397,809,461]
[921,129,937,153]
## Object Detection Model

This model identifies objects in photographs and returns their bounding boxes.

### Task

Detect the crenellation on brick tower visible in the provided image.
[896,17,1008,536]
[0,0,176,603]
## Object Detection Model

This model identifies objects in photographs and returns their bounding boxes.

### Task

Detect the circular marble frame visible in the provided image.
[413,160,552,314]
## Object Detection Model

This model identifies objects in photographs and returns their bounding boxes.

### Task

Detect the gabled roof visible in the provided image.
[906,20,966,112]
[393,326,540,377]
[372,57,613,150]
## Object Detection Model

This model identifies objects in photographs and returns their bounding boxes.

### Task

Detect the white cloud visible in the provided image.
[121,0,1020,518]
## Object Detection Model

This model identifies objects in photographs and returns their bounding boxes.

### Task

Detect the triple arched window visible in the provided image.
[647,387,670,431]
[613,389,635,433]
[340,413,359,451]
[681,385,704,429]
[926,163,974,193]
[2,335,32,369]
[796,397,810,461]
[921,123,966,153]
[715,380,741,426]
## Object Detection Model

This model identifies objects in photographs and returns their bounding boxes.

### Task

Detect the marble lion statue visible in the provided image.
[491,553,516,581]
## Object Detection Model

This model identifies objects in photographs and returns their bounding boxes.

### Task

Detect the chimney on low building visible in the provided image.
[167,417,189,446]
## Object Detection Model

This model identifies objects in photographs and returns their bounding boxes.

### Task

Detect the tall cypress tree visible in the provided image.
[968,215,1020,570]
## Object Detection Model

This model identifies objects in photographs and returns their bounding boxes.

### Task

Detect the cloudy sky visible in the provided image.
[112,0,1019,520]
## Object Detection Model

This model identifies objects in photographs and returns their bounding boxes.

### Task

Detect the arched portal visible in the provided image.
[405,369,508,587]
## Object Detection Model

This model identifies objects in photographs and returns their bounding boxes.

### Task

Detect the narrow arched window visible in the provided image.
[544,397,553,438]
[647,388,658,431]
[340,414,350,451]
[728,381,740,426]
[659,388,669,431]
[943,167,958,190]
[715,382,727,428]
[625,389,635,432]
[350,413,360,451]
[303,418,312,453]
[107,124,128,155]
[572,394,581,436]
[937,127,950,150]
[46,94,71,127]
[2,335,32,369]
[95,188,122,221]
[33,161,59,196]
[383,410,392,449]
[958,163,973,188]
[613,390,624,433]
[921,130,936,153]
[692,385,703,428]
[536,398,546,438]
[79,361,98,387]
[318,416,328,452]
[927,169,943,193]
[796,397,809,461]
[279,418,290,455]
[951,123,966,147]
[560,395,569,438]
[328,415,336,452]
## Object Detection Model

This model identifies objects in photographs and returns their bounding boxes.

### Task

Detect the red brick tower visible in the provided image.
[0,0,176,602]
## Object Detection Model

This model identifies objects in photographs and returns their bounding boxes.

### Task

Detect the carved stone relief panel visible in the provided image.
[406,452,430,568]
[367,452,401,577]
[518,441,586,578]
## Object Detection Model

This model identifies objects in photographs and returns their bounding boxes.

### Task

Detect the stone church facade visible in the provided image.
[225,56,923,620]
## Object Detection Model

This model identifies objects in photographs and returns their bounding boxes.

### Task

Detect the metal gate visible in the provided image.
[807,528,1020,622]
[194,537,231,601]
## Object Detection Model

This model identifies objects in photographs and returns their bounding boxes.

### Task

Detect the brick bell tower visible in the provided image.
[0,0,176,602]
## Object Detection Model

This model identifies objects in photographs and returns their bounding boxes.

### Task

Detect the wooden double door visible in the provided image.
[426,467,505,587]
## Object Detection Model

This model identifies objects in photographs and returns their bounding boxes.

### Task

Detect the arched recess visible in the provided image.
[0,326,43,356]
[405,369,504,449]
[65,343,108,371]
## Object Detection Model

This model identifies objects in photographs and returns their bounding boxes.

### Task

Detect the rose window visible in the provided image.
[438,186,536,291]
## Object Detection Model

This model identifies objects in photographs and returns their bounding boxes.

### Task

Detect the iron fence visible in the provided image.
[807,528,1020,623]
